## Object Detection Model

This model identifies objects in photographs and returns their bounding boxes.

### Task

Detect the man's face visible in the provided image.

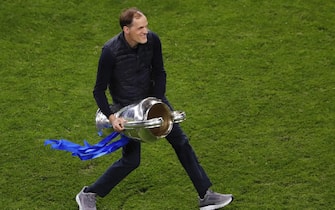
[124,15,148,47]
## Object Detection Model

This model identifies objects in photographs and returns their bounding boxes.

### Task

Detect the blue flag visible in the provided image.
[44,132,130,160]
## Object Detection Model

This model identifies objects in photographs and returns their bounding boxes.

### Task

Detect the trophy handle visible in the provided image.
[124,117,163,129]
[172,111,186,123]
[123,111,186,129]
[124,110,185,129]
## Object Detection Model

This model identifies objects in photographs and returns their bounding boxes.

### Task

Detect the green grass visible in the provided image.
[1,0,334,209]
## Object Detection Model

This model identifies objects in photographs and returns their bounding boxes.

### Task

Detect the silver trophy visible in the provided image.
[95,97,186,142]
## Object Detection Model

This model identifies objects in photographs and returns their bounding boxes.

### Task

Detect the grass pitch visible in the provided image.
[0,0,334,209]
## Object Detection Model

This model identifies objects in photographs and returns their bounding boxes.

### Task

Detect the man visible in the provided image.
[76,8,233,210]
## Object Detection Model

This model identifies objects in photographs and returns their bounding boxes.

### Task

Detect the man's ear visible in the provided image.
[123,26,130,34]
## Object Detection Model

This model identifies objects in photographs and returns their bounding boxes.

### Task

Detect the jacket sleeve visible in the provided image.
[93,47,115,118]
[151,32,167,100]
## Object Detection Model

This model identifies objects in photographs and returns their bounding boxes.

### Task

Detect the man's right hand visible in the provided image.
[108,114,126,132]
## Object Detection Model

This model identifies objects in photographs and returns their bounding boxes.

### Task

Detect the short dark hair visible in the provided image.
[119,7,144,29]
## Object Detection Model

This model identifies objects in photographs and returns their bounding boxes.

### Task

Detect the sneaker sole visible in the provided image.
[199,196,233,210]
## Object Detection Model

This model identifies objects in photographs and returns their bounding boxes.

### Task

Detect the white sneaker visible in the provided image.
[75,186,97,210]
[199,190,233,210]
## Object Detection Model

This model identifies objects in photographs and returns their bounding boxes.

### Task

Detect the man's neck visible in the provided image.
[124,35,138,48]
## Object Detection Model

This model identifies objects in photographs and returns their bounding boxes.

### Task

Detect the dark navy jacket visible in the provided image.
[93,31,167,118]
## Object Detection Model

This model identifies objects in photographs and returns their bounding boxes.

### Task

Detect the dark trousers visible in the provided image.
[87,124,212,197]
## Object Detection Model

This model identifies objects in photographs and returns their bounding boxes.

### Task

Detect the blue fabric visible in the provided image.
[44,132,130,160]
